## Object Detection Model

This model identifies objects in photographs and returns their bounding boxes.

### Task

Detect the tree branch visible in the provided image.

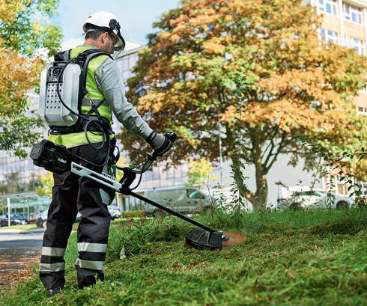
[262,139,276,167]
[261,126,281,169]
[264,134,289,172]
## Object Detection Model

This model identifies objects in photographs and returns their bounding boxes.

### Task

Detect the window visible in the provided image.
[358,106,367,114]
[351,37,365,55]
[319,28,338,43]
[343,3,362,24]
[342,36,365,55]
[319,0,337,15]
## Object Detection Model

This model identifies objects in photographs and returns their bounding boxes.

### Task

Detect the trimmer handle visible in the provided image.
[165,132,177,143]
[152,132,177,159]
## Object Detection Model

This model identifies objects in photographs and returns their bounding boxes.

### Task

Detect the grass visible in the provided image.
[0,223,38,233]
[1,209,367,305]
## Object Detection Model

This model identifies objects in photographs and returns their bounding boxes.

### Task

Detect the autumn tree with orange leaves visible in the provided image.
[0,0,62,157]
[124,0,367,210]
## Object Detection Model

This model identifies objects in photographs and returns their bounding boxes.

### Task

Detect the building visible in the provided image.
[308,0,367,196]
[307,0,367,114]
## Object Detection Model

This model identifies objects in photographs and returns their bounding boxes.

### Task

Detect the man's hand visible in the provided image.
[147,132,176,157]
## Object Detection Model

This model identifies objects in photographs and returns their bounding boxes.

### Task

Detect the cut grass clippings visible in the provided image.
[1,209,367,305]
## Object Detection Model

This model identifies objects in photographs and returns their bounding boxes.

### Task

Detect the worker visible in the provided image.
[38,11,172,296]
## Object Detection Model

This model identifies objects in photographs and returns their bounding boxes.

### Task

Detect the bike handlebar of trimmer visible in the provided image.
[129,132,177,174]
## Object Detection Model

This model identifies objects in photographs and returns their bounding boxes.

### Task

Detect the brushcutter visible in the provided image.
[31,133,243,250]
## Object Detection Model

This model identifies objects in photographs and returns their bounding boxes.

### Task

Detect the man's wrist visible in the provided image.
[146,131,157,146]
[146,131,166,150]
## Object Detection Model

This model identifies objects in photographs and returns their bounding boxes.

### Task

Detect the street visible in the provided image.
[0,229,44,291]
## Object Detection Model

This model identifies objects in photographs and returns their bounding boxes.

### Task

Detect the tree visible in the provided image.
[35,171,53,197]
[0,172,26,193]
[123,0,367,210]
[186,158,215,188]
[0,0,62,157]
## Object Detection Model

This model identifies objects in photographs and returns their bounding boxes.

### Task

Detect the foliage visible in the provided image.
[115,156,129,181]
[186,158,215,187]
[2,209,367,305]
[0,172,26,194]
[0,170,42,194]
[0,0,62,157]
[123,0,367,211]
[0,116,43,158]
[0,0,61,56]
[35,171,53,197]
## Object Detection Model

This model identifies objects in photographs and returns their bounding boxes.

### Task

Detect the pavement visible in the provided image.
[0,228,44,291]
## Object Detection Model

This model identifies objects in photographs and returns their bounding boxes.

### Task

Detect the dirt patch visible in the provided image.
[222,232,247,248]
[0,251,40,292]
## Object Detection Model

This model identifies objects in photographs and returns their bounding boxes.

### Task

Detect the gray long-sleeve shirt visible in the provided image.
[95,56,153,140]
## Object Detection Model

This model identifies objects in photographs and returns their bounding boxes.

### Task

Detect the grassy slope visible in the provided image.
[1,209,367,306]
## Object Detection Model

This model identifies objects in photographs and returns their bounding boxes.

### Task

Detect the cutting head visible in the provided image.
[185,228,246,250]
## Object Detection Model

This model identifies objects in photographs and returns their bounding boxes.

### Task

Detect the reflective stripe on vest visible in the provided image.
[48,45,113,148]
[48,132,109,148]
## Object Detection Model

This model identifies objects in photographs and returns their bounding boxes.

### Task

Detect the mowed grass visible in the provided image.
[1,209,367,305]
[0,224,38,233]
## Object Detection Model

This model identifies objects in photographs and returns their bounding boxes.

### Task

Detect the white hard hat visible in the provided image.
[83,11,125,51]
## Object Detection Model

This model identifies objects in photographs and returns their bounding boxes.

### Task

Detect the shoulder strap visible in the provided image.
[54,49,71,62]
[73,49,113,104]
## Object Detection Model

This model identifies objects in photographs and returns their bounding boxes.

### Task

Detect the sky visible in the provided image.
[53,0,180,49]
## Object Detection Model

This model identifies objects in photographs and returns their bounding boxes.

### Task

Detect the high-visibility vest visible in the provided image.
[48,45,114,148]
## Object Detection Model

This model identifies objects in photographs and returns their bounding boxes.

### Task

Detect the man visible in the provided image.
[39,11,171,295]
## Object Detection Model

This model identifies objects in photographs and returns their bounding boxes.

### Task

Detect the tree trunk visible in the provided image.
[253,165,268,211]
[227,127,268,210]
[252,131,269,211]
[230,154,269,211]
[231,155,252,202]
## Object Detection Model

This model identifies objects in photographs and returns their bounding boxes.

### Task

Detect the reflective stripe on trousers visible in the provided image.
[77,242,107,253]
[42,247,65,257]
[40,247,66,273]
[39,142,113,290]
[40,262,65,273]
[75,258,105,272]
[75,242,108,272]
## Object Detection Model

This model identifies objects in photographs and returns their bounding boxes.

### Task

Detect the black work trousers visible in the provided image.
[39,141,115,290]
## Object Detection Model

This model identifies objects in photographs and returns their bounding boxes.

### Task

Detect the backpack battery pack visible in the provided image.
[38,49,112,132]
[39,61,81,127]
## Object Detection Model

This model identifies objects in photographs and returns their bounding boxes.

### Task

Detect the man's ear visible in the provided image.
[100,32,108,44]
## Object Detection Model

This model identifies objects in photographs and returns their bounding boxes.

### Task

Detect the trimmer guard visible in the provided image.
[185,228,224,250]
